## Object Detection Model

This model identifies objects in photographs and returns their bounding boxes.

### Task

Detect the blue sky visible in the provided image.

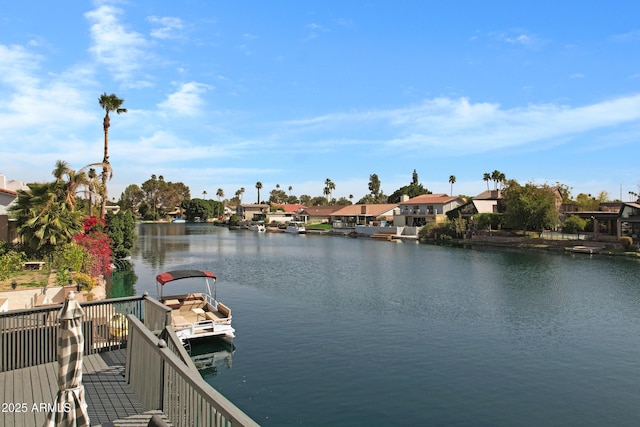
[1,0,639,203]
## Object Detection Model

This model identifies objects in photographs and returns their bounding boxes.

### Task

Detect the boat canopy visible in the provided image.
[156,270,217,286]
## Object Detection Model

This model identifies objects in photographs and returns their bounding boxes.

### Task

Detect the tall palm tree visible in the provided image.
[483,173,491,191]
[288,185,293,196]
[202,190,207,199]
[255,182,263,204]
[216,188,224,218]
[449,175,456,196]
[98,92,127,219]
[324,178,335,203]
[491,170,501,190]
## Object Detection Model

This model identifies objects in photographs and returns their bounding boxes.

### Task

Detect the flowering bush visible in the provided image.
[74,217,113,277]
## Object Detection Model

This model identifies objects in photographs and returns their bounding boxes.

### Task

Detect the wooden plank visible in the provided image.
[2,369,15,427]
[14,367,26,427]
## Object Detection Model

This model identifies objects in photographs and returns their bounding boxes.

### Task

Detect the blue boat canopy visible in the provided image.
[156,270,217,286]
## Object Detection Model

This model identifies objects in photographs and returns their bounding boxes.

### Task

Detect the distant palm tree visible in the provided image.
[202,190,207,199]
[491,170,501,190]
[324,178,335,203]
[256,182,263,204]
[239,187,245,204]
[483,173,491,190]
[288,185,293,196]
[98,92,127,219]
[449,175,456,196]
[216,188,224,218]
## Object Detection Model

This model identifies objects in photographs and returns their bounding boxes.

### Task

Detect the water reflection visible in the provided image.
[189,338,235,376]
[107,260,138,298]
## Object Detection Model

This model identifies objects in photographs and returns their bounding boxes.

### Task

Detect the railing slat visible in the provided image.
[125,314,258,427]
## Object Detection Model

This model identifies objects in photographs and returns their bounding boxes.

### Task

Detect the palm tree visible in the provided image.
[52,160,89,211]
[490,170,501,190]
[216,188,224,218]
[202,190,207,199]
[238,187,245,204]
[324,178,335,203]
[255,182,263,204]
[498,172,506,190]
[483,173,491,191]
[288,185,293,196]
[449,175,456,196]
[87,168,98,217]
[98,92,127,219]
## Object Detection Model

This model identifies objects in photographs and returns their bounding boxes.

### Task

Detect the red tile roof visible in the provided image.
[273,203,307,213]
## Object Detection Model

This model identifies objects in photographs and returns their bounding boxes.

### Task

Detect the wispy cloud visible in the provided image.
[157,81,212,116]
[85,4,153,87]
[305,22,330,41]
[0,44,94,134]
[473,29,546,50]
[282,94,640,155]
[148,16,184,40]
[609,29,640,43]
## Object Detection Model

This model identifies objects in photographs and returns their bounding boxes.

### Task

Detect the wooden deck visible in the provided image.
[1,349,171,427]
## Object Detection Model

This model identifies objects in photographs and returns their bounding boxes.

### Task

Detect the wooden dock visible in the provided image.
[0,348,171,427]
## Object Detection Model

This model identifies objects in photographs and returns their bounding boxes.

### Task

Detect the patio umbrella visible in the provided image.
[43,292,90,427]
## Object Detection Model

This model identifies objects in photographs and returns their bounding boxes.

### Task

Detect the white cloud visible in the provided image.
[281,94,640,155]
[157,82,212,115]
[148,16,184,40]
[85,4,152,86]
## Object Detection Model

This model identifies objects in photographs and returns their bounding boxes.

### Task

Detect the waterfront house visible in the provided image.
[396,194,465,226]
[619,202,640,239]
[299,205,344,224]
[330,204,398,228]
[267,203,307,224]
[446,190,504,221]
[236,203,270,222]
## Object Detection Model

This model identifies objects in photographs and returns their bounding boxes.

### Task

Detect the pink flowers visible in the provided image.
[75,217,113,277]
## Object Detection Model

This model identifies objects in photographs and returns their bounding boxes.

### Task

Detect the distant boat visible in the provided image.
[248,223,266,232]
[172,218,186,223]
[285,221,306,234]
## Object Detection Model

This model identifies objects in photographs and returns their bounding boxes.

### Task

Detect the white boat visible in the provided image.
[172,218,186,223]
[285,221,306,234]
[248,223,266,232]
[156,270,235,343]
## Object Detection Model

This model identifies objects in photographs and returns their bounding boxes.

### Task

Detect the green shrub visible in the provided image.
[562,215,587,234]
[52,243,92,285]
[0,250,27,280]
[620,236,633,250]
[73,272,97,290]
[418,222,437,240]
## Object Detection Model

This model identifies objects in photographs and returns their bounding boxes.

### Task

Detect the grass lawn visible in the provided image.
[0,270,51,291]
[305,223,333,231]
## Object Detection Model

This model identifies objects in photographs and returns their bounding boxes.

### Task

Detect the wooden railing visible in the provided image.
[126,315,259,427]
[0,294,171,372]
[159,326,199,372]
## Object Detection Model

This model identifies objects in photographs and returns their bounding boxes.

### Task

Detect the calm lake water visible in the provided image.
[111,223,640,426]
